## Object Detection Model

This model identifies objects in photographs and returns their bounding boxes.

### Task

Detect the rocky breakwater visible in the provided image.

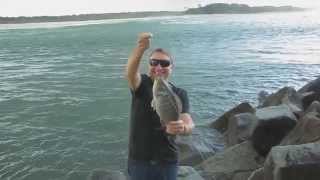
[178,76,320,180]
[83,77,320,180]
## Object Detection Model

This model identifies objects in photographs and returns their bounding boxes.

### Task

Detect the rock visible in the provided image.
[209,102,255,133]
[259,87,303,114]
[258,90,269,107]
[247,168,263,180]
[251,116,296,157]
[281,102,320,145]
[87,169,126,180]
[298,76,320,94]
[301,91,320,110]
[264,142,320,180]
[224,113,258,147]
[177,126,224,166]
[198,141,263,180]
[255,104,297,121]
[177,166,204,180]
[303,100,320,115]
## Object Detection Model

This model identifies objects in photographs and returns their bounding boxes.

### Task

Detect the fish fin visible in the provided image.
[151,98,155,110]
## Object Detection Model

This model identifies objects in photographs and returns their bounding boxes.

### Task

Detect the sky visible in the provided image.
[1,0,319,17]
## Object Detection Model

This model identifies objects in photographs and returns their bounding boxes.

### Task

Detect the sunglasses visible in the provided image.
[149,59,171,67]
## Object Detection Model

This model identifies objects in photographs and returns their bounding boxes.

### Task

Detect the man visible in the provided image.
[125,32,194,180]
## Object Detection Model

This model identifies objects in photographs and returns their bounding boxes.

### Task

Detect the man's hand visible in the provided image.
[137,32,152,51]
[166,120,185,135]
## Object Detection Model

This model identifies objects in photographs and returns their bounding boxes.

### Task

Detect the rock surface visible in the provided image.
[259,87,303,114]
[198,141,263,180]
[177,126,224,166]
[224,113,258,147]
[210,102,255,133]
[264,142,320,180]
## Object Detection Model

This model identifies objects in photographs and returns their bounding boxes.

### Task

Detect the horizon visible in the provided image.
[1,0,319,17]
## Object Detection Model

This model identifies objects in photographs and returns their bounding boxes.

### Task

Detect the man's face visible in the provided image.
[148,52,173,79]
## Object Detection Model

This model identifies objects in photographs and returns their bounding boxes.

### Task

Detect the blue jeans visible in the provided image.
[128,159,178,180]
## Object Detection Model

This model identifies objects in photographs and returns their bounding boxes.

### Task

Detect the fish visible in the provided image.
[151,76,182,126]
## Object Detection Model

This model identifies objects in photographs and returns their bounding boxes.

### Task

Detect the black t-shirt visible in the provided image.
[128,74,190,163]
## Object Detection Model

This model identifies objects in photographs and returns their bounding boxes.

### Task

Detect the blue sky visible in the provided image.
[1,0,319,17]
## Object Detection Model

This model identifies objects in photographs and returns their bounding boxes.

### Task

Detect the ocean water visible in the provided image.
[0,11,320,179]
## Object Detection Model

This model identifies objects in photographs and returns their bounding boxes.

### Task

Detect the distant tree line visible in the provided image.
[0,3,306,24]
[0,11,182,24]
[185,3,305,14]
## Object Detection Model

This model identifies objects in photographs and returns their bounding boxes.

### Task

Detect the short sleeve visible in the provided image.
[179,89,190,114]
[130,74,148,97]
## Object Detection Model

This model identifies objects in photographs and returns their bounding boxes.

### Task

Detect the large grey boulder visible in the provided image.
[177,126,224,166]
[255,104,297,121]
[264,142,320,180]
[178,166,204,180]
[298,76,320,94]
[298,77,320,110]
[247,168,264,180]
[301,91,320,110]
[198,141,263,180]
[251,116,296,157]
[209,102,255,133]
[281,101,320,146]
[224,113,258,147]
[259,87,303,115]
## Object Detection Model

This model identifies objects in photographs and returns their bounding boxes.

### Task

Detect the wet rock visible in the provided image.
[301,91,320,110]
[224,113,258,147]
[177,126,224,166]
[197,141,263,180]
[258,90,270,107]
[264,142,320,180]
[298,76,320,94]
[87,169,126,180]
[255,104,297,121]
[259,87,303,115]
[281,101,320,145]
[251,116,296,157]
[209,102,255,133]
[247,168,263,180]
[178,166,204,180]
[303,100,320,115]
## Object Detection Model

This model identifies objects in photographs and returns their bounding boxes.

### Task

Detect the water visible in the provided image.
[0,11,320,179]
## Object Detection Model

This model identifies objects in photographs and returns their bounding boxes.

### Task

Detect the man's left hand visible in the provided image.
[165,120,185,135]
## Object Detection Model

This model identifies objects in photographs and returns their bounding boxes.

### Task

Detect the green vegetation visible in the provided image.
[0,3,306,24]
[185,3,305,14]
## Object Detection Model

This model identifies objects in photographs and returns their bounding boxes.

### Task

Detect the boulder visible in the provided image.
[259,87,303,114]
[178,166,204,180]
[255,104,297,121]
[298,76,320,94]
[247,168,263,180]
[197,141,263,180]
[209,102,255,133]
[177,126,224,166]
[301,91,320,110]
[264,142,320,180]
[251,116,296,157]
[280,101,320,145]
[303,100,320,115]
[224,113,258,147]
[258,90,270,107]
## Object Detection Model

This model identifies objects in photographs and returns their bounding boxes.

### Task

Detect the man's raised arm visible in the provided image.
[126,32,152,91]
